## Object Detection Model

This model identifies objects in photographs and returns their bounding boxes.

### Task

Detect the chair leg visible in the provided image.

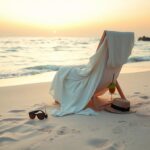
[116,81,126,99]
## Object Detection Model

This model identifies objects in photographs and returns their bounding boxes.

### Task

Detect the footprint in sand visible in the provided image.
[56,126,80,136]
[129,121,138,127]
[87,138,110,148]
[8,109,26,113]
[56,126,69,135]
[87,138,125,150]
[118,120,127,123]
[134,92,140,95]
[71,128,80,134]
[139,96,149,100]
[112,126,123,134]
[38,126,54,133]
[49,138,54,141]
[106,142,125,150]
[132,101,150,109]
[49,126,80,142]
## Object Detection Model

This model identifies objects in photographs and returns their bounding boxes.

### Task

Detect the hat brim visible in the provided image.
[105,104,135,114]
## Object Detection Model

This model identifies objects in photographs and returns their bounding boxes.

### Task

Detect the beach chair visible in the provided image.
[50,30,134,116]
[87,31,128,110]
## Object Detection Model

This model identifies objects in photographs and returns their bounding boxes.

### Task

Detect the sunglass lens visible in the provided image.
[29,113,36,119]
[37,113,45,120]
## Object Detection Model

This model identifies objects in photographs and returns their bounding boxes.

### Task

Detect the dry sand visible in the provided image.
[0,62,150,150]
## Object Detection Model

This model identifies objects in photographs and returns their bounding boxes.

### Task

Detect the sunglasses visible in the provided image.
[29,110,48,120]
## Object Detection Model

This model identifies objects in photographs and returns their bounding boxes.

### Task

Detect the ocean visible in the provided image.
[0,37,150,79]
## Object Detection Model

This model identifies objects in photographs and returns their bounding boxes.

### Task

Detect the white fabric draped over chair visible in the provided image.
[50,31,134,116]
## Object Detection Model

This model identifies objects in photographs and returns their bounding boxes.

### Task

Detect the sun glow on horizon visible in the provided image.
[0,0,150,36]
[0,0,102,27]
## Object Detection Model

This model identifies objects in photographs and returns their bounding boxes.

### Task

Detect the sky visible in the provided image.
[0,0,150,37]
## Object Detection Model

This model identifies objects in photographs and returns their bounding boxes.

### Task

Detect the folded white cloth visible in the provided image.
[106,31,134,67]
[50,31,134,116]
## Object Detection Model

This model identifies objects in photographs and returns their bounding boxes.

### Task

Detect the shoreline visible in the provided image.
[0,61,150,87]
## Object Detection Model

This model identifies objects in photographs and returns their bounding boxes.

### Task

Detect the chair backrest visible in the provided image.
[95,31,134,94]
[106,31,134,67]
[95,62,121,94]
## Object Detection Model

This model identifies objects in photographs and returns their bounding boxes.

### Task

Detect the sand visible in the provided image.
[0,62,150,150]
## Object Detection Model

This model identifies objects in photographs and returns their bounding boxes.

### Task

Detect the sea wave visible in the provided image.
[128,56,150,62]
[0,37,150,79]
[0,64,85,79]
[0,58,149,79]
[24,65,62,71]
[23,57,150,75]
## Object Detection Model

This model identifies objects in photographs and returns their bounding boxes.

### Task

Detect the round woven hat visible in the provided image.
[105,98,132,114]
